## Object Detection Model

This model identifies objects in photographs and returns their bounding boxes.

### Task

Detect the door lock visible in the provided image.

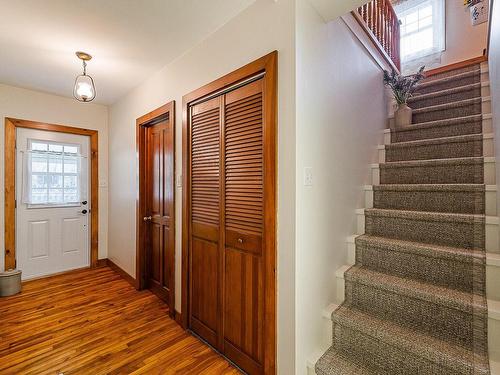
[143,216,152,221]
[81,200,88,205]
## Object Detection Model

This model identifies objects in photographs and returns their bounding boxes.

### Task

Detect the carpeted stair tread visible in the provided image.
[422,64,481,82]
[372,183,486,213]
[416,69,481,95]
[384,133,483,162]
[316,347,376,375]
[410,82,482,102]
[331,305,490,375]
[364,208,485,228]
[364,208,485,249]
[418,69,480,86]
[412,97,482,124]
[373,183,485,192]
[409,82,482,109]
[386,133,483,149]
[379,157,484,185]
[345,264,487,314]
[355,234,486,293]
[381,156,484,168]
[390,114,483,143]
[413,97,481,115]
[356,234,484,263]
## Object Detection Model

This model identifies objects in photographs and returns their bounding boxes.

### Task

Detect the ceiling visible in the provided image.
[0,0,255,104]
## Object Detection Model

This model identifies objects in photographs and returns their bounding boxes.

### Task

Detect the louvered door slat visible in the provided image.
[191,105,220,227]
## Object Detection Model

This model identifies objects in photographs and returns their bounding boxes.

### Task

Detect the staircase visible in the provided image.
[315,61,500,374]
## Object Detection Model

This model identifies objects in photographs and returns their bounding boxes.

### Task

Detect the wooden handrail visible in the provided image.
[355,0,401,72]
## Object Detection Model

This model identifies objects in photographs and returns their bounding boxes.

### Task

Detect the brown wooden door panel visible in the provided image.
[190,237,219,347]
[150,222,161,282]
[224,247,264,374]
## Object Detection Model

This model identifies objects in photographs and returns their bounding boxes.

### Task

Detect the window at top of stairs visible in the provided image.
[396,0,446,69]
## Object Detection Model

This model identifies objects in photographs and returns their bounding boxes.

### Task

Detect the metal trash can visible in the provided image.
[0,269,22,297]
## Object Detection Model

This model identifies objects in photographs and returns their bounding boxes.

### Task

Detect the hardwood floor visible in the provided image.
[0,266,241,375]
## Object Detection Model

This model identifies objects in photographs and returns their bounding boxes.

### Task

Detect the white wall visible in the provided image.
[107,0,296,372]
[424,0,489,70]
[490,0,500,217]
[0,84,109,271]
[443,0,489,65]
[295,0,389,373]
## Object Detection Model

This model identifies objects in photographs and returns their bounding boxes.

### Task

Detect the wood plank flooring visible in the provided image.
[0,266,241,375]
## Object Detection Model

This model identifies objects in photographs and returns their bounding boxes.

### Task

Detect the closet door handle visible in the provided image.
[143,216,152,222]
[237,238,244,244]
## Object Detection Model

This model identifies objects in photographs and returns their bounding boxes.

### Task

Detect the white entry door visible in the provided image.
[16,128,91,279]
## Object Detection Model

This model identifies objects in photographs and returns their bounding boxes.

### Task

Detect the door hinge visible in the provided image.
[15,199,17,208]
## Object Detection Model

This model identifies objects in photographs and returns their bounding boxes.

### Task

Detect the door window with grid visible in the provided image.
[23,139,84,207]
[397,0,445,63]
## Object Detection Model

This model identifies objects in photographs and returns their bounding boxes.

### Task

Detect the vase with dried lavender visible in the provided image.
[384,66,425,128]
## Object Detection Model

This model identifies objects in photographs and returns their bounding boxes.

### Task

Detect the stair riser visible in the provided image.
[344,279,486,350]
[366,188,494,215]
[410,87,482,109]
[413,101,482,124]
[488,263,500,300]
[355,241,484,293]
[380,138,491,163]
[387,116,491,143]
[363,213,484,249]
[331,323,470,375]
[491,318,500,363]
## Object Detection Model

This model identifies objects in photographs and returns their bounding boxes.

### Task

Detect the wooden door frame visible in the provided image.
[136,101,175,316]
[4,117,99,270]
[182,51,277,374]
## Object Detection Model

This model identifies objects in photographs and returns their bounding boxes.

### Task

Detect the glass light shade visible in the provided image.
[73,74,96,102]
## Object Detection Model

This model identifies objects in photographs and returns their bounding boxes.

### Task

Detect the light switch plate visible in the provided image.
[304,167,313,186]
[176,174,183,188]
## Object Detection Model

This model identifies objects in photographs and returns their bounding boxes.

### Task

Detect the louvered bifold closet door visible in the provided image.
[189,97,222,347]
[223,79,265,374]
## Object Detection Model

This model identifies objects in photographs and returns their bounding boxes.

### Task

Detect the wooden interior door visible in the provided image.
[145,116,175,308]
[187,77,269,374]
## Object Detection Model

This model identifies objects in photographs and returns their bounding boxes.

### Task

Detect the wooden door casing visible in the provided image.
[182,52,277,375]
[136,102,175,316]
[4,118,99,271]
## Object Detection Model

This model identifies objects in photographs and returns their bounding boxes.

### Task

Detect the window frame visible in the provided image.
[398,0,446,63]
[25,138,83,209]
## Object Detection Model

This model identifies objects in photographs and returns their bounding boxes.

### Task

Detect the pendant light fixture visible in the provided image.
[73,51,96,102]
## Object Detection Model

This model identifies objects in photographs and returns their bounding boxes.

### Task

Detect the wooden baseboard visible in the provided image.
[106,259,136,288]
[174,310,182,326]
[95,259,108,268]
[425,56,488,77]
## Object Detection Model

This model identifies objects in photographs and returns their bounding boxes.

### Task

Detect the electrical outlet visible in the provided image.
[304,167,313,186]
[176,174,183,188]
